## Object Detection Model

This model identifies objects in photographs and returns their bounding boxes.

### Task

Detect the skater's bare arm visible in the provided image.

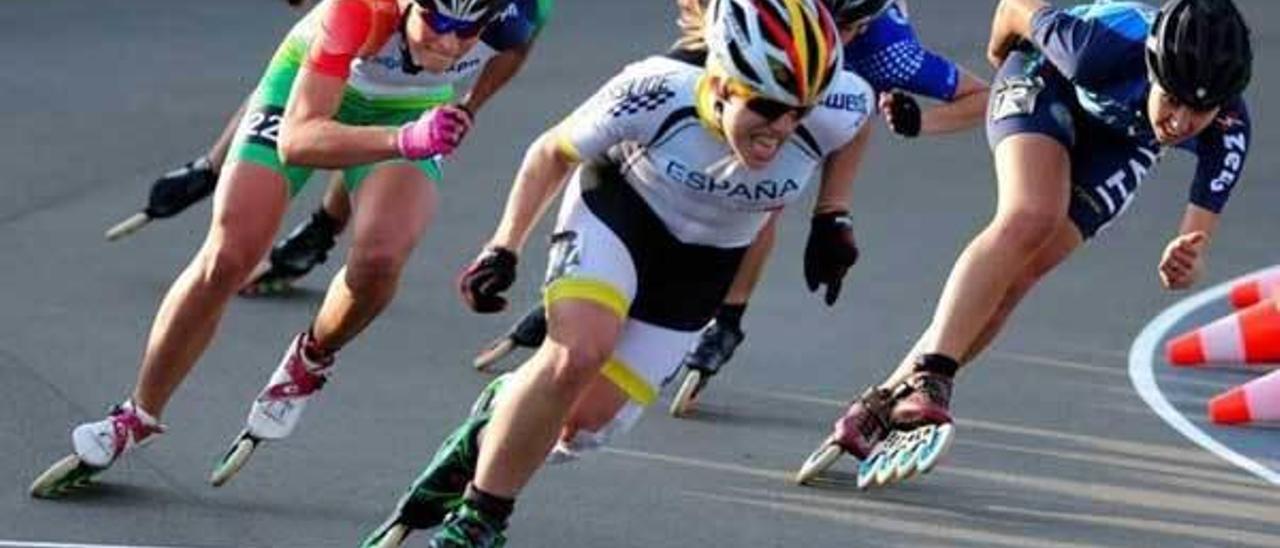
[814,123,872,215]
[462,44,535,115]
[988,0,1048,68]
[489,129,577,252]
[918,71,989,136]
[279,0,401,168]
[1159,205,1218,291]
[279,72,401,168]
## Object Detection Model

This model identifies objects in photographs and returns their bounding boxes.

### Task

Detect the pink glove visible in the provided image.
[396,105,473,160]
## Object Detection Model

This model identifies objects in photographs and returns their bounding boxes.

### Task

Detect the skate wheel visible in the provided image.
[29,455,99,499]
[104,212,151,241]
[668,370,703,418]
[863,430,905,488]
[873,445,902,486]
[209,435,258,487]
[914,423,955,474]
[363,522,410,548]
[472,338,516,371]
[855,451,885,490]
[795,443,842,485]
[888,425,931,482]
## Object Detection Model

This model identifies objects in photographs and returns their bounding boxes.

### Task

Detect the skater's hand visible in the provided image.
[879,91,921,138]
[396,105,473,160]
[1159,231,1208,291]
[459,247,518,313]
[805,211,859,306]
[145,158,218,219]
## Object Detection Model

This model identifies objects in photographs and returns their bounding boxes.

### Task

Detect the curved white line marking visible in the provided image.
[1128,270,1280,485]
[0,541,193,548]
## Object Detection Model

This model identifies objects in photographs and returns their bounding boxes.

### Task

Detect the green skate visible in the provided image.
[362,374,509,547]
[428,503,507,548]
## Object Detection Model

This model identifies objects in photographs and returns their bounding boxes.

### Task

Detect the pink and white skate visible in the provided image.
[30,402,165,498]
[210,332,333,486]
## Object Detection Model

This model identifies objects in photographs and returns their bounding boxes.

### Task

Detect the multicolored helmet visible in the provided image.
[705,0,843,106]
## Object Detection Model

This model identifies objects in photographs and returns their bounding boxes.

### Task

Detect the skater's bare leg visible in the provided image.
[472,299,623,497]
[310,164,435,351]
[560,376,631,441]
[132,163,289,416]
[319,175,353,230]
[878,134,1071,389]
[961,221,1082,362]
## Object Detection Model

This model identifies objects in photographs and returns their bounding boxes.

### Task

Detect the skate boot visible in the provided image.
[429,503,508,548]
[105,157,217,241]
[472,305,546,371]
[669,320,745,417]
[868,367,956,486]
[30,402,165,498]
[855,354,959,488]
[362,376,506,547]
[794,385,895,486]
[240,210,340,296]
[209,332,333,486]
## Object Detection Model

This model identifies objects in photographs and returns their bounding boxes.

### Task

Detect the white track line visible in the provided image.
[0,542,197,548]
[1128,270,1280,486]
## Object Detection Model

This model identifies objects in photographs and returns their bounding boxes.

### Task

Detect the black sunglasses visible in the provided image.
[745,96,813,122]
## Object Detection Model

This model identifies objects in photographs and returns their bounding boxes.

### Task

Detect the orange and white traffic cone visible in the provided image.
[1166,298,1280,366]
[1228,265,1280,310]
[1208,368,1280,425]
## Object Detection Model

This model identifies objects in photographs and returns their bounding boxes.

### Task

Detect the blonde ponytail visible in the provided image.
[673,0,709,51]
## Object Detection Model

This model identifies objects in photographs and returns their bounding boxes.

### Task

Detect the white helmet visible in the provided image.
[704,0,843,106]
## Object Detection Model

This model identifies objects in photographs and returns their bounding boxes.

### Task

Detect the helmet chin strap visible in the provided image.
[398,8,424,75]
[695,73,729,139]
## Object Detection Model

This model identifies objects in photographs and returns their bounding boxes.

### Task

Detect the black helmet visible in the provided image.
[824,0,893,27]
[413,0,515,24]
[1146,0,1252,110]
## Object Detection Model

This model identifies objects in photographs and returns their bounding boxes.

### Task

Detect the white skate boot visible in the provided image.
[210,332,333,486]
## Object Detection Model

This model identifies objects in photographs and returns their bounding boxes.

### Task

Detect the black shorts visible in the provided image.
[986,51,1160,239]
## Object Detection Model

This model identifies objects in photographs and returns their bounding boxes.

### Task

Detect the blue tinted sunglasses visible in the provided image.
[415,2,490,39]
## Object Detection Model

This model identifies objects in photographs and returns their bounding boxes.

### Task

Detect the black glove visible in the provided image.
[804,211,859,306]
[459,247,518,313]
[885,91,922,138]
[145,158,217,218]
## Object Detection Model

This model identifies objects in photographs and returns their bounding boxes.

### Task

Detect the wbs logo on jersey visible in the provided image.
[606,74,676,117]
[822,92,868,115]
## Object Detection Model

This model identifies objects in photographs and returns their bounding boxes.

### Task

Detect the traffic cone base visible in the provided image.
[1166,299,1280,366]
[1208,368,1280,426]
[1229,266,1280,310]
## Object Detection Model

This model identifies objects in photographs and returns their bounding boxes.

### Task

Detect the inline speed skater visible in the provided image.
[796,0,1253,488]
[31,0,551,498]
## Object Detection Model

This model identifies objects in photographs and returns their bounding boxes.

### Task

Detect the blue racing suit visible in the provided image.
[985,1,1250,238]
[844,1,961,101]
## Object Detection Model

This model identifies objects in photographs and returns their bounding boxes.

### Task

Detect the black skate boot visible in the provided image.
[669,320,745,417]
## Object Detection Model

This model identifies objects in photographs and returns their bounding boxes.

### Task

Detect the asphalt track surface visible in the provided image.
[2,1,1278,546]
